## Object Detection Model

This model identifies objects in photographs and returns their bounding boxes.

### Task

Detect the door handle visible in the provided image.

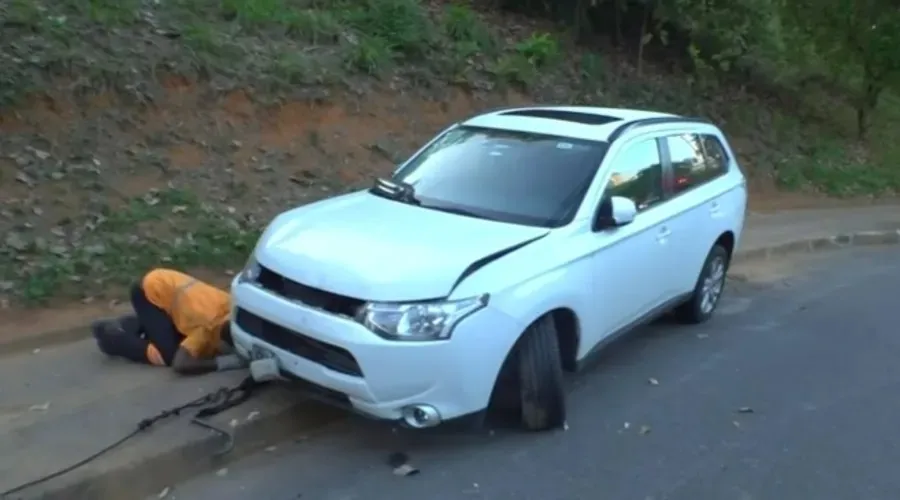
[657,226,671,241]
[710,201,721,214]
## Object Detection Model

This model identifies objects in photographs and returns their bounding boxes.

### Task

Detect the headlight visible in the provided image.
[237,256,261,284]
[358,295,489,341]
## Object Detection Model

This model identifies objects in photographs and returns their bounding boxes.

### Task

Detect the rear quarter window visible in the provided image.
[699,134,729,174]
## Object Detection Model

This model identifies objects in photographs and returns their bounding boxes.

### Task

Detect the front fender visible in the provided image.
[485,257,593,356]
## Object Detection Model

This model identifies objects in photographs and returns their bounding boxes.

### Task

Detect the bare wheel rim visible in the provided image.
[700,255,726,314]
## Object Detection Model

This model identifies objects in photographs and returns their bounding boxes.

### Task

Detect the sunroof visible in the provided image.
[499,109,622,125]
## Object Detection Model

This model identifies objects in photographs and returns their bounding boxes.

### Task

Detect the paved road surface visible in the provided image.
[162,247,900,500]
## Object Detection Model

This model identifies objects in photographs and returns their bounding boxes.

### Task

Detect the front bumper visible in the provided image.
[230,279,523,424]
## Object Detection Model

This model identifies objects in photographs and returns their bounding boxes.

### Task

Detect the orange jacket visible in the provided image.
[142,269,230,359]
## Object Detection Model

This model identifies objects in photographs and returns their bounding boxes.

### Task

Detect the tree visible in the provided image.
[786,0,900,139]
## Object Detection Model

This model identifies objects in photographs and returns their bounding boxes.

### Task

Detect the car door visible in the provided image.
[588,137,671,345]
[658,132,734,296]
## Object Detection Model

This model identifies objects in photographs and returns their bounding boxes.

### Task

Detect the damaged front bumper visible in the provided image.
[229,279,521,429]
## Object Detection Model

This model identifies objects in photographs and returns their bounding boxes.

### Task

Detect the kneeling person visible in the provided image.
[92,268,246,374]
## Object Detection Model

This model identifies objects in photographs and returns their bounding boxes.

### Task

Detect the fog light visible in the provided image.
[401,404,441,428]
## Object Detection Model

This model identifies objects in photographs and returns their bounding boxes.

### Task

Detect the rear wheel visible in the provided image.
[675,244,729,324]
[516,316,566,431]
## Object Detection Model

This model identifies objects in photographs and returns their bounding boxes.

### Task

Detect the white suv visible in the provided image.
[230,106,747,431]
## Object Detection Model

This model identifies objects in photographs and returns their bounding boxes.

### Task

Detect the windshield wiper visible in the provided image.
[369,178,420,205]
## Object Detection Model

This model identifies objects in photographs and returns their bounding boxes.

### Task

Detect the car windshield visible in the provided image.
[390,126,609,228]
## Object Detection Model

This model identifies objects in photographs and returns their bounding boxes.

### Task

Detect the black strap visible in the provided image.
[194,376,265,419]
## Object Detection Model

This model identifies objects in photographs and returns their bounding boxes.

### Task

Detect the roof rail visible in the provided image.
[498,109,621,125]
[607,116,711,143]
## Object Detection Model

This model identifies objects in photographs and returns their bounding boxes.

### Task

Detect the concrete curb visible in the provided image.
[731,228,900,265]
[14,389,345,500]
[3,228,899,356]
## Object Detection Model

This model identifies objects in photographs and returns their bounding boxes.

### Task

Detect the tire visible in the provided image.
[675,244,730,324]
[517,316,566,431]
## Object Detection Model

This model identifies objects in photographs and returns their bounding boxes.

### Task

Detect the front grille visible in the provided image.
[257,266,364,317]
[236,308,363,377]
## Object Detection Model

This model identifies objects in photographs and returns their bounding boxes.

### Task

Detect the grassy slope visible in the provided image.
[1,0,898,307]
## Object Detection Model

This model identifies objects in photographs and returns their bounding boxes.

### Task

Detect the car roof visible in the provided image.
[461,106,681,143]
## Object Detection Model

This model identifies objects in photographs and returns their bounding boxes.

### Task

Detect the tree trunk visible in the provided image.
[613,0,624,47]
[857,65,883,141]
[573,0,591,44]
[636,1,653,76]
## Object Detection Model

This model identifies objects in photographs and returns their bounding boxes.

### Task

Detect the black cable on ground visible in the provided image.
[0,376,264,499]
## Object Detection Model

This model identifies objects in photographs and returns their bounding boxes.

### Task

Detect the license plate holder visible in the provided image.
[250,344,276,361]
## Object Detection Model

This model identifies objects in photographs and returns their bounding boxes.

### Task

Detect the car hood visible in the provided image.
[255,191,548,302]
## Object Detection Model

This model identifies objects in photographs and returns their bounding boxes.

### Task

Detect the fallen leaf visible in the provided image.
[157,486,170,498]
[246,410,260,421]
[737,406,754,414]
[5,232,28,251]
[29,402,50,412]
[15,173,33,186]
[229,418,239,428]
[732,420,741,428]
[84,243,106,255]
[623,421,631,429]
[265,446,277,452]
[696,333,709,339]
[215,468,228,477]
[28,147,50,160]
[648,377,659,386]
[392,464,419,476]
[639,425,651,435]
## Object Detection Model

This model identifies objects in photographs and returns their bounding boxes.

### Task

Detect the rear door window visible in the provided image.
[665,133,728,194]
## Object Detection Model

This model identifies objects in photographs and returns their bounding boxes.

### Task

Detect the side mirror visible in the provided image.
[593,196,637,231]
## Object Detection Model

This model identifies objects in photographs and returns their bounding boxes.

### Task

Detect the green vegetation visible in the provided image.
[0,0,899,305]
[2,188,259,304]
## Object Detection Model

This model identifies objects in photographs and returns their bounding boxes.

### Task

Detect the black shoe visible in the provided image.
[92,319,150,363]
[115,314,141,337]
[91,320,119,356]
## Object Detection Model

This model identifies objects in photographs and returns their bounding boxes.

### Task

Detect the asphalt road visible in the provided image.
[162,247,900,500]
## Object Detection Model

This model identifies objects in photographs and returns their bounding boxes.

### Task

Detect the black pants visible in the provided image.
[131,282,182,365]
[106,282,182,365]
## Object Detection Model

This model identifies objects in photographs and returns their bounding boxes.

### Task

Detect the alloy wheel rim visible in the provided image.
[700,256,726,314]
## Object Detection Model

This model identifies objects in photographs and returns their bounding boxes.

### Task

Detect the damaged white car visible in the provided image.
[229,106,747,431]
